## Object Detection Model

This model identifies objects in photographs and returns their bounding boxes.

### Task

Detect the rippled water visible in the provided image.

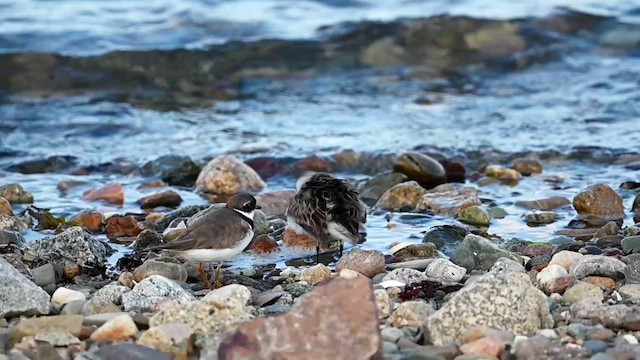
[1,0,640,269]
[1,0,639,54]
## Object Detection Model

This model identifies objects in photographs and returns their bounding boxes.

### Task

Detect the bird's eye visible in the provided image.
[243,202,251,208]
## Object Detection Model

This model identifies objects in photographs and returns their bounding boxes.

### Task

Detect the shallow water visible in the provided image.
[1,0,640,270]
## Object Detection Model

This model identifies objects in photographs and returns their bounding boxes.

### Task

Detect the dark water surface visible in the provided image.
[1,0,640,268]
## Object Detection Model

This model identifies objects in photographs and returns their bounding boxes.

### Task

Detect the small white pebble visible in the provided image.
[279,267,296,279]
[566,343,581,349]
[622,334,639,345]
[379,280,406,288]
[612,290,622,302]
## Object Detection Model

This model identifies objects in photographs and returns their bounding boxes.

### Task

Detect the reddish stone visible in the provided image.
[583,276,616,290]
[247,235,279,254]
[441,160,466,183]
[294,156,333,174]
[106,216,144,239]
[0,197,13,216]
[245,157,286,180]
[68,210,104,233]
[218,277,382,360]
[522,244,554,257]
[64,263,81,280]
[460,336,506,357]
[83,183,124,206]
[546,275,576,294]
[282,228,317,249]
[137,190,183,209]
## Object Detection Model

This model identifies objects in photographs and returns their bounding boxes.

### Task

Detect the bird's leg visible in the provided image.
[214,262,224,289]
[339,240,344,257]
[198,262,212,290]
[316,245,320,264]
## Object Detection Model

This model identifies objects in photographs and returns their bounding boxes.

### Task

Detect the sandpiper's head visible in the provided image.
[226,193,260,212]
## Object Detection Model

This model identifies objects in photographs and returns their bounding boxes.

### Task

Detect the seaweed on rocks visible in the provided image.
[398,280,464,302]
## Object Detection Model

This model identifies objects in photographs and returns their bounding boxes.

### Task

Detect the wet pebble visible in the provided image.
[512,158,543,176]
[335,248,385,278]
[83,182,124,205]
[298,264,332,285]
[68,210,104,233]
[563,282,604,304]
[247,234,279,254]
[525,212,558,225]
[457,205,491,227]
[359,172,407,203]
[393,152,446,189]
[418,187,482,216]
[105,215,144,239]
[572,183,624,226]
[375,181,427,211]
[515,196,571,211]
[138,190,183,209]
[0,183,34,204]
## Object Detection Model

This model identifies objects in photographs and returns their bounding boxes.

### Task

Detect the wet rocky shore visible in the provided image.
[1,148,640,359]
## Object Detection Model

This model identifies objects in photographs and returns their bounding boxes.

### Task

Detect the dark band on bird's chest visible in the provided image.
[237,213,254,230]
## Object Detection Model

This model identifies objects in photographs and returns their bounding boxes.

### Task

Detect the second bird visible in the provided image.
[286,172,367,262]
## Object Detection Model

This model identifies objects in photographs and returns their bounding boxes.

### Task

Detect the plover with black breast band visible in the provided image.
[147,192,261,288]
[286,172,367,262]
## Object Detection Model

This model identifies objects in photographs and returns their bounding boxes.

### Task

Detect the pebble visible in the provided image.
[0,197,13,216]
[68,210,104,233]
[382,268,428,285]
[425,258,466,284]
[375,181,427,210]
[563,282,604,305]
[359,172,407,203]
[105,215,144,239]
[51,287,86,310]
[374,289,391,318]
[298,263,332,285]
[133,259,188,282]
[418,187,482,216]
[515,196,571,211]
[459,337,506,358]
[61,299,85,315]
[121,275,195,312]
[489,257,526,274]
[387,300,434,328]
[485,164,522,181]
[0,183,34,204]
[572,183,624,225]
[82,298,121,315]
[525,212,558,225]
[621,236,640,253]
[195,155,266,194]
[93,284,130,305]
[137,324,195,359]
[218,277,381,360]
[335,248,386,278]
[283,282,312,297]
[451,234,521,272]
[583,276,616,290]
[138,190,183,209]
[392,152,446,189]
[381,327,404,343]
[83,183,125,205]
[12,315,83,345]
[570,255,626,279]
[537,265,568,293]
[512,158,543,176]
[31,263,57,287]
[457,205,492,227]
[90,314,139,342]
[426,273,552,345]
[549,251,583,271]
[247,234,279,254]
[94,343,172,360]
[618,284,640,303]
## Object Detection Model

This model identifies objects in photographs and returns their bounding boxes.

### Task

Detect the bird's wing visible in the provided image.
[153,208,251,251]
[286,189,329,240]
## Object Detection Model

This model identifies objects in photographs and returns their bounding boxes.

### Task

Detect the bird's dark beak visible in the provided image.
[255,204,262,209]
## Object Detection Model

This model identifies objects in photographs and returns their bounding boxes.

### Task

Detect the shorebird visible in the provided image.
[148,192,260,288]
[286,172,367,262]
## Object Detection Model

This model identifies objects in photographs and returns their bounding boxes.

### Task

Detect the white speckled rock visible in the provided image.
[195,155,266,194]
[0,257,50,317]
[387,300,434,328]
[373,289,391,318]
[490,257,526,274]
[51,287,87,311]
[548,251,583,271]
[536,265,568,292]
[298,264,332,285]
[203,284,252,305]
[426,273,552,345]
[382,268,428,285]
[122,275,194,312]
[425,258,466,284]
[569,255,625,279]
[137,323,195,358]
[93,284,130,305]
